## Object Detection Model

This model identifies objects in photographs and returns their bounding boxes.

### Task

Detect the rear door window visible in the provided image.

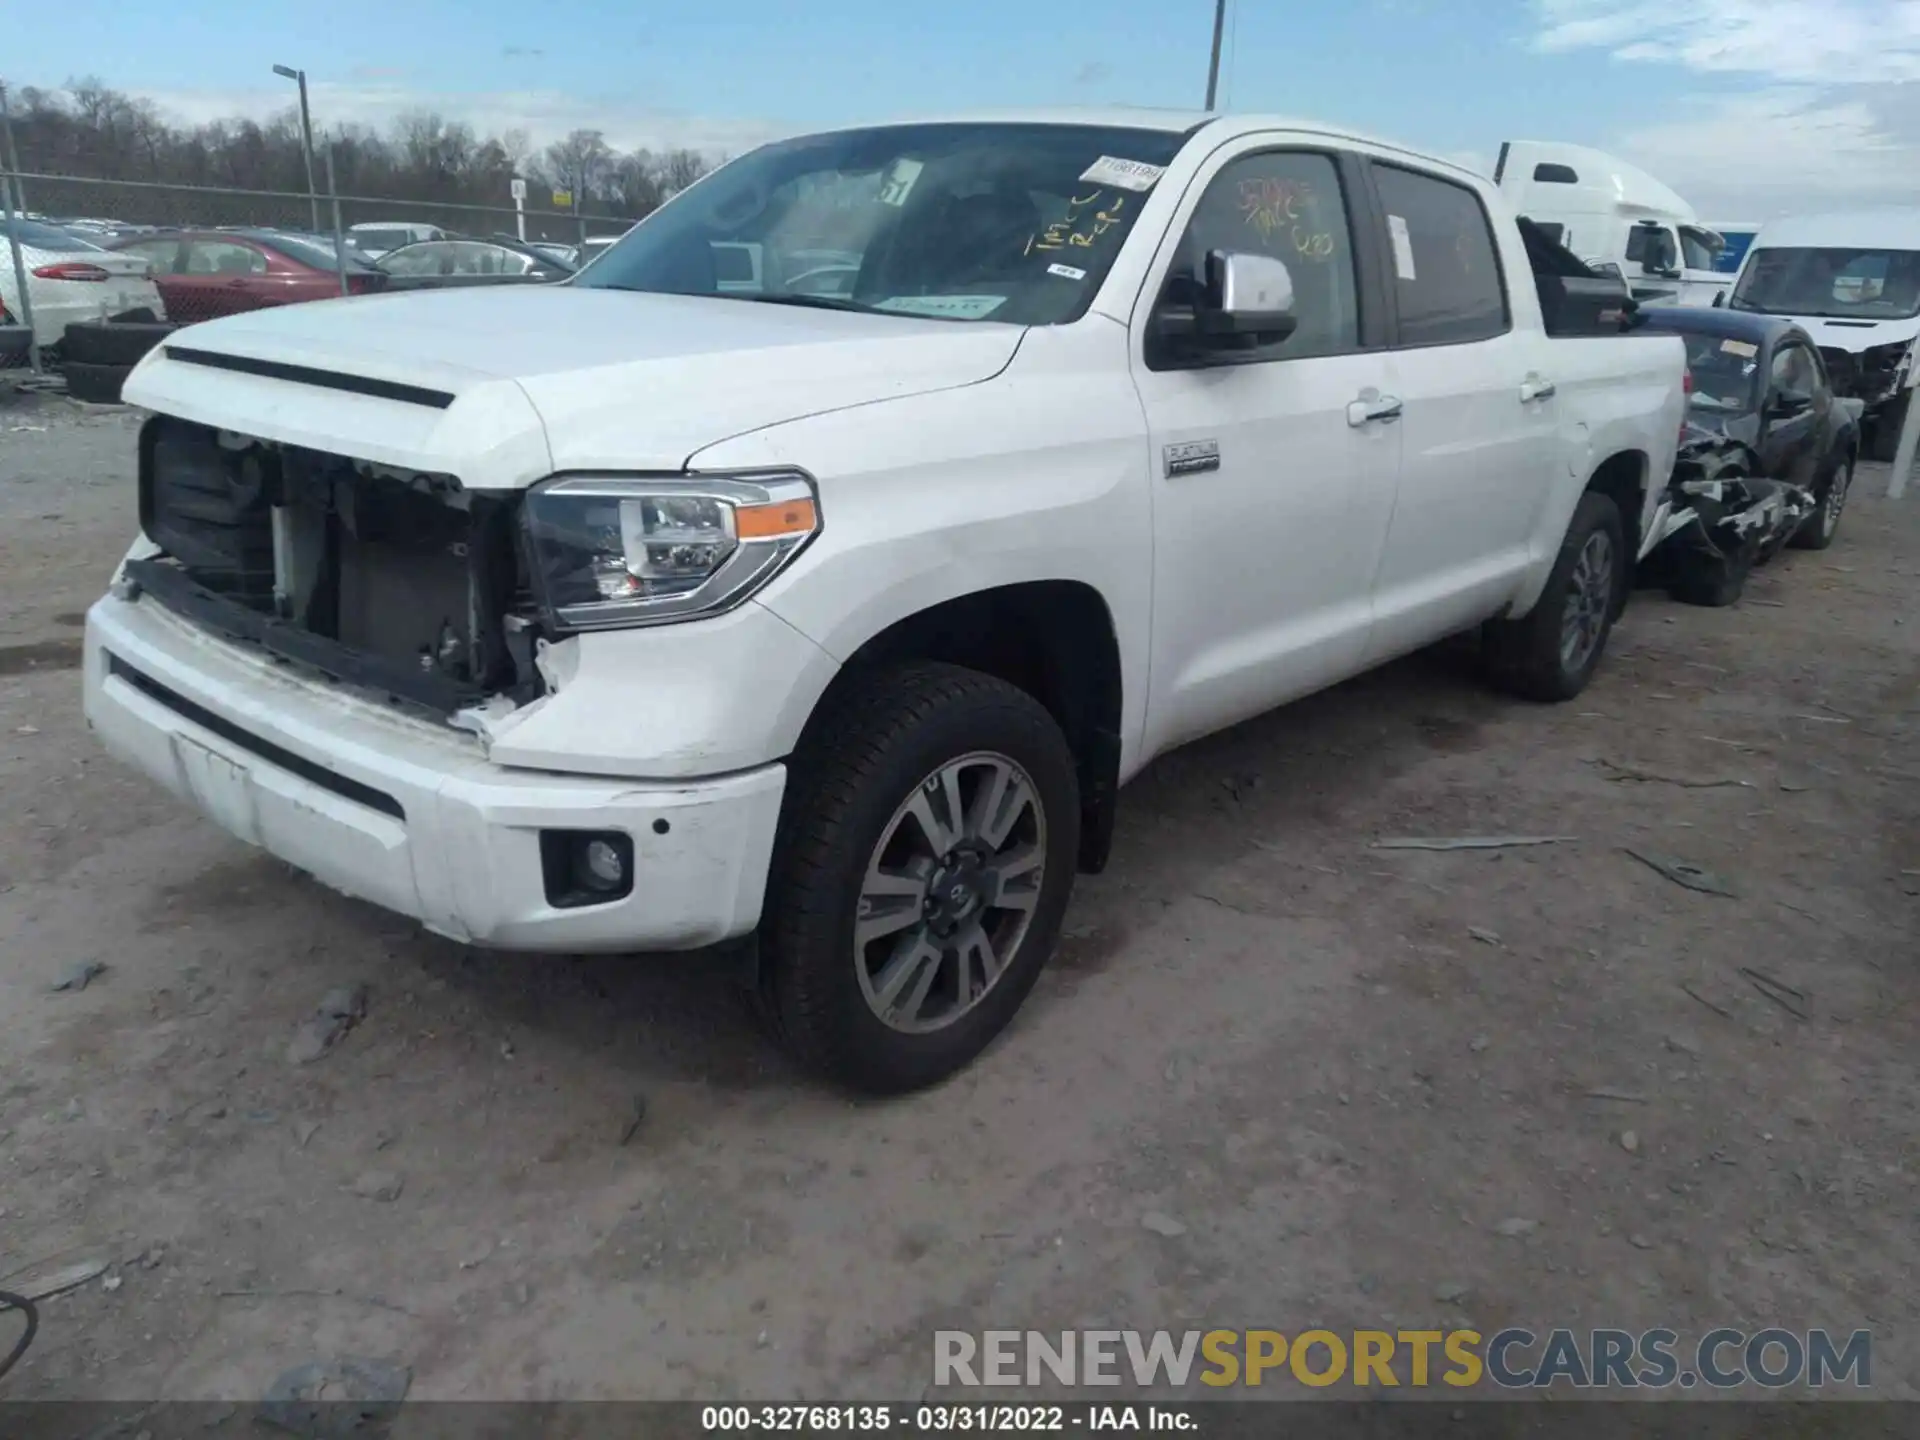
[1369,163,1509,347]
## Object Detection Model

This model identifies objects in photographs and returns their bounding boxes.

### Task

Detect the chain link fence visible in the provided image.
[3,169,641,357]
[5,171,634,244]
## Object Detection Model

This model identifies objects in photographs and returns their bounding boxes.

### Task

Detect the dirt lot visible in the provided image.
[2,383,1917,1404]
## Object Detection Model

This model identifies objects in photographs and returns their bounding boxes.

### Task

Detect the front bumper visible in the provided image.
[84,593,786,952]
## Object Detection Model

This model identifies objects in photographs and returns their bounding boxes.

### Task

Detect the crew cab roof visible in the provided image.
[799,109,1490,189]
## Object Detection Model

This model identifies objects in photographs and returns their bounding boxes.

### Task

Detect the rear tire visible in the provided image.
[63,361,130,405]
[759,662,1080,1094]
[1668,549,1752,607]
[62,320,173,368]
[1483,491,1626,703]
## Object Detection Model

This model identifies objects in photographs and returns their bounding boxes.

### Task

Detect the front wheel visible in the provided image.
[760,662,1080,1093]
[1791,452,1853,551]
[1483,491,1626,703]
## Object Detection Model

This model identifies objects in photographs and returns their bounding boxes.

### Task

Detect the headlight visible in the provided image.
[522,471,819,630]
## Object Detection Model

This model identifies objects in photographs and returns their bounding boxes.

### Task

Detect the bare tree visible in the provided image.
[541,128,614,206]
[1,80,712,237]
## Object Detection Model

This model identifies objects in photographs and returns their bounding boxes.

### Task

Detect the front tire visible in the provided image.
[760,662,1080,1093]
[1791,452,1852,551]
[1483,491,1626,703]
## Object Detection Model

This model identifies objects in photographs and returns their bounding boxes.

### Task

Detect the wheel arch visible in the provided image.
[792,580,1125,874]
[1511,447,1649,619]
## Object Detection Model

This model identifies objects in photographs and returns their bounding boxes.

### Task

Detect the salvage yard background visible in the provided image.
[1,384,1916,1400]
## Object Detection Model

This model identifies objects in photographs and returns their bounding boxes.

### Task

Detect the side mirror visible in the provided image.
[1198,249,1298,344]
[1712,290,1726,308]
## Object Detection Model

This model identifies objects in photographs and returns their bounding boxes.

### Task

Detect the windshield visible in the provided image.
[1731,246,1920,320]
[1677,332,1761,415]
[574,122,1188,323]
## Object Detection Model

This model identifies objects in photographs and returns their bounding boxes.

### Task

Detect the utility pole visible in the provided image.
[1204,0,1228,110]
[273,65,320,231]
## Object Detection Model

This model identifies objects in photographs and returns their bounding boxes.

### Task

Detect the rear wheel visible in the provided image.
[1791,452,1852,551]
[1483,491,1626,702]
[759,663,1080,1093]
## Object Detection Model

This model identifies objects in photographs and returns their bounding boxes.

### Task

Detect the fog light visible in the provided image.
[539,829,634,908]
[582,838,626,890]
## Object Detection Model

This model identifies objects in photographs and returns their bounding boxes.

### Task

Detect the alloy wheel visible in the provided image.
[1559,529,1616,673]
[853,752,1047,1034]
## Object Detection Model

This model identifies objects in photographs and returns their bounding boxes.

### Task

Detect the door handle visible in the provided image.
[1520,377,1557,403]
[1347,395,1403,427]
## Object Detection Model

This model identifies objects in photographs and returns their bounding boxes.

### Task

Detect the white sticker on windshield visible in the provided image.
[877,158,924,208]
[1047,262,1088,281]
[875,295,1009,319]
[1079,155,1166,192]
[1387,215,1417,281]
[1720,338,1758,358]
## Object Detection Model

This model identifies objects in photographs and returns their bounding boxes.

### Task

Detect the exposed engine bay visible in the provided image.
[128,416,544,714]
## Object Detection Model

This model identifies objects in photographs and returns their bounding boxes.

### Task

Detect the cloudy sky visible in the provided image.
[8,0,1920,218]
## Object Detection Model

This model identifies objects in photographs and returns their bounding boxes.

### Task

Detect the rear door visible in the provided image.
[114,237,189,322]
[1129,138,1402,755]
[168,238,272,321]
[1358,159,1562,662]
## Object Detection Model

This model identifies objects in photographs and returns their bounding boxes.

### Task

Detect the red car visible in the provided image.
[108,229,386,325]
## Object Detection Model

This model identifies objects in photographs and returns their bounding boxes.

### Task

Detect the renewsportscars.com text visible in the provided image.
[933,1328,1871,1390]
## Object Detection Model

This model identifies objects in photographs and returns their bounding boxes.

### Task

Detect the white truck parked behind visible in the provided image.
[1496,140,1729,308]
[1727,209,1920,462]
[85,111,1686,1091]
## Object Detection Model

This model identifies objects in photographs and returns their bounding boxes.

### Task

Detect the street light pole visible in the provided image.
[1204,0,1228,110]
[273,65,320,232]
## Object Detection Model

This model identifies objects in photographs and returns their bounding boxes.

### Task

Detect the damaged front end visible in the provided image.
[1641,434,1814,607]
[1817,339,1911,408]
[123,416,548,718]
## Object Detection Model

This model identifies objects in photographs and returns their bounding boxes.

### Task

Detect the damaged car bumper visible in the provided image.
[1646,473,1815,600]
[83,592,788,952]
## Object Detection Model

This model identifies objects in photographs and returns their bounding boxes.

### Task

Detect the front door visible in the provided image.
[1758,339,1828,488]
[1129,141,1401,758]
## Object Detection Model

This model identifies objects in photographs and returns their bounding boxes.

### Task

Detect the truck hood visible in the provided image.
[123,287,1025,487]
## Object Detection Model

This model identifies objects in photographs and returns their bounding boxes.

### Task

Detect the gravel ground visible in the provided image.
[2,383,1916,1404]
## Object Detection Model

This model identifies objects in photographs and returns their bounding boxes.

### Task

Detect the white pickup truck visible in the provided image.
[84,110,1685,1091]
